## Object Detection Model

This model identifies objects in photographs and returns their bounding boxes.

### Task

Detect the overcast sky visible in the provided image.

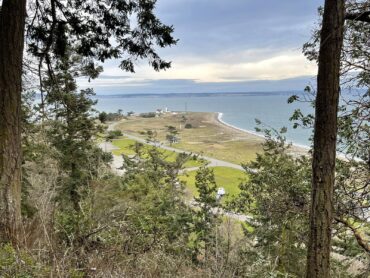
[80,0,324,95]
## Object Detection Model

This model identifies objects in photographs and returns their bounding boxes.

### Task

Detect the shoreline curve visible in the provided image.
[216,112,310,151]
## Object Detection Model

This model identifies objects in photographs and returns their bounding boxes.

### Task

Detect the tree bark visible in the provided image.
[0,0,27,244]
[306,1,344,277]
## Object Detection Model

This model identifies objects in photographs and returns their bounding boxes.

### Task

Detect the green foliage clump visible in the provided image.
[106,130,123,140]
[0,244,49,277]
[98,111,108,123]
[43,56,112,211]
[140,112,156,118]
[166,125,179,145]
[100,111,124,122]
[233,127,311,276]
[191,167,220,263]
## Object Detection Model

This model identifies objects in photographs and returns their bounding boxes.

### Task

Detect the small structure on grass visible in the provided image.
[216,187,226,201]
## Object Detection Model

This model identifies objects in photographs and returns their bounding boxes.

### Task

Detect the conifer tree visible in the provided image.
[43,55,110,211]
[192,167,219,263]
[0,0,176,241]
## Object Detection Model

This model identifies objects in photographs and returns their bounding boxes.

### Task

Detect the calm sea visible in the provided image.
[95,92,314,147]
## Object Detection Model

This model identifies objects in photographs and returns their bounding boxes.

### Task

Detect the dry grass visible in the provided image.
[116,112,265,164]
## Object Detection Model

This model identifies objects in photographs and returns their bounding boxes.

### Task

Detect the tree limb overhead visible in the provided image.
[345,11,370,23]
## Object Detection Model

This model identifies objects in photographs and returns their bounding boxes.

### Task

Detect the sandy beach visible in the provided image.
[215,112,310,157]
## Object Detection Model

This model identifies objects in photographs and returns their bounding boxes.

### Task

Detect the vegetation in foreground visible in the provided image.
[2,88,367,277]
[0,0,369,277]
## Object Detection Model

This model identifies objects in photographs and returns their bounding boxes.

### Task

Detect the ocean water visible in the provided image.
[95,92,314,147]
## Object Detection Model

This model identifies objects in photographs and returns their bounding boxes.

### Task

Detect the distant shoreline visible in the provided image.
[216,112,311,152]
[216,112,265,140]
[93,91,304,99]
[91,89,363,99]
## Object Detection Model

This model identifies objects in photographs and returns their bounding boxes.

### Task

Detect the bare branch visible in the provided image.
[334,216,370,254]
[345,11,370,23]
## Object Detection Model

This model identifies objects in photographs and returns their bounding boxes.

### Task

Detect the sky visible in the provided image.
[79,0,324,95]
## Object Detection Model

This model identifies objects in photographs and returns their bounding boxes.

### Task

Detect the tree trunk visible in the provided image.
[306,1,344,277]
[0,0,27,244]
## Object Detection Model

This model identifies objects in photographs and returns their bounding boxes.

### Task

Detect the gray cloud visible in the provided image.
[78,0,324,93]
[87,76,316,95]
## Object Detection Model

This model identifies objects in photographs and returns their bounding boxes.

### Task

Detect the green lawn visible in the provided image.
[111,138,205,168]
[111,138,137,156]
[180,166,247,200]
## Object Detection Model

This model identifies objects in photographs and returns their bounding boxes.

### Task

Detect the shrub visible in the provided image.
[0,244,49,277]
[140,112,156,118]
[107,130,123,140]
[99,112,125,122]
[185,123,193,129]
[98,112,108,123]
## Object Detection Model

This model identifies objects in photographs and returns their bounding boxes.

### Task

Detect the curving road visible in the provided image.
[123,132,245,170]
[107,120,246,170]
[101,120,258,176]
[99,121,259,222]
[100,121,370,267]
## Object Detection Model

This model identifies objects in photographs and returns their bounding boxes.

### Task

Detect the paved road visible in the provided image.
[98,141,125,176]
[124,132,245,170]
[98,140,251,222]
[108,120,245,171]
[100,121,370,268]
[100,121,256,222]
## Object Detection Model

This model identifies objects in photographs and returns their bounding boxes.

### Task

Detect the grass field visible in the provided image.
[180,166,247,201]
[111,138,205,168]
[111,138,137,156]
[115,112,265,164]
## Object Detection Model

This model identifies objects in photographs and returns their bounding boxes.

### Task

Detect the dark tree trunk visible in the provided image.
[0,0,27,244]
[306,0,344,277]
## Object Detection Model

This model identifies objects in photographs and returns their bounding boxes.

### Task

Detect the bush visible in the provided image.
[140,112,156,118]
[98,112,108,123]
[107,130,123,140]
[185,123,193,129]
[107,113,124,121]
[99,112,125,122]
[0,244,49,277]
